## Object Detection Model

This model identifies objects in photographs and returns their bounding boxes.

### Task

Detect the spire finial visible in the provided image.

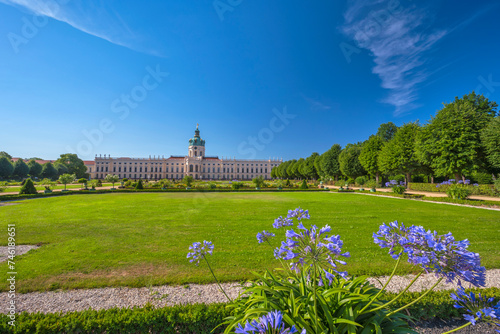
[196,123,199,129]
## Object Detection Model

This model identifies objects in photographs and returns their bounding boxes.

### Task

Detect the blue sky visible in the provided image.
[1,0,499,161]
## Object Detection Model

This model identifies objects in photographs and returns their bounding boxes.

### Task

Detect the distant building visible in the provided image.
[89,125,282,180]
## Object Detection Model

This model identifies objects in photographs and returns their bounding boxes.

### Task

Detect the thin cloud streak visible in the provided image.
[342,1,447,116]
[0,0,161,56]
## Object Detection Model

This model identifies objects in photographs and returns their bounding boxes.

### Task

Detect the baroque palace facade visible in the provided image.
[87,125,282,180]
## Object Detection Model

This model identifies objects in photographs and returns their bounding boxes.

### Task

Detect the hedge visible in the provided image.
[409,183,497,196]
[0,188,330,202]
[421,196,500,209]
[1,288,498,333]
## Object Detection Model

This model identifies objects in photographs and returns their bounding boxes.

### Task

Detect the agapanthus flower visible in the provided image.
[451,287,500,332]
[287,207,310,221]
[235,310,304,334]
[186,240,214,266]
[273,216,293,229]
[257,230,276,244]
[374,222,486,287]
[275,223,349,278]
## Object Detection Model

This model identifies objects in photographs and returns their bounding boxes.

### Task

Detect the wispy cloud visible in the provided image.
[301,94,332,111]
[0,0,161,56]
[341,1,446,115]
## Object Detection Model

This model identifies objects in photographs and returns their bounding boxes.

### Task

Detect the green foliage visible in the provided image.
[299,179,308,189]
[354,176,366,186]
[54,162,69,176]
[320,144,342,180]
[0,151,12,159]
[0,303,230,334]
[96,179,103,187]
[223,272,414,334]
[473,171,493,184]
[19,178,37,195]
[446,184,472,200]
[359,135,384,178]
[495,177,500,194]
[105,174,120,187]
[252,176,265,188]
[183,175,194,187]
[56,153,87,178]
[58,174,76,190]
[376,122,398,142]
[364,179,377,189]
[209,183,217,190]
[0,157,13,179]
[231,182,243,190]
[27,159,42,178]
[78,178,88,188]
[391,185,406,195]
[13,158,30,179]
[302,152,320,180]
[481,116,500,169]
[41,162,58,180]
[339,144,366,178]
[135,179,144,190]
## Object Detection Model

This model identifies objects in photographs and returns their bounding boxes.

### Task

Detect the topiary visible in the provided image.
[355,176,366,186]
[135,179,144,190]
[19,178,37,195]
[299,180,308,189]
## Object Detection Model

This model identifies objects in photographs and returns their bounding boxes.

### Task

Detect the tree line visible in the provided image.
[271,92,500,185]
[0,153,88,180]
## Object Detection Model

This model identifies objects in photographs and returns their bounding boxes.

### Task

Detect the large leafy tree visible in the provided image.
[294,158,306,180]
[0,151,12,159]
[481,116,500,169]
[359,135,384,184]
[339,144,365,179]
[302,153,320,180]
[28,159,43,178]
[376,122,398,142]
[13,159,30,179]
[55,153,87,178]
[285,159,298,179]
[421,92,497,180]
[54,162,69,176]
[0,157,14,179]
[313,154,324,179]
[41,162,58,180]
[320,144,342,181]
[378,122,421,186]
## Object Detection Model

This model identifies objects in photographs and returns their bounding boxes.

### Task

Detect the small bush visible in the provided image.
[135,180,144,190]
[209,183,216,190]
[345,177,354,185]
[495,177,500,194]
[231,182,243,190]
[392,185,406,194]
[473,172,493,184]
[365,179,377,189]
[354,176,366,186]
[299,180,308,189]
[446,184,472,200]
[96,179,102,187]
[19,178,37,195]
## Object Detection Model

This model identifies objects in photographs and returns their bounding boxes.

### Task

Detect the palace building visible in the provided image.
[88,125,282,180]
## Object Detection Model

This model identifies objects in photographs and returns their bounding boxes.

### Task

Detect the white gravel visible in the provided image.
[0,245,39,263]
[1,270,499,314]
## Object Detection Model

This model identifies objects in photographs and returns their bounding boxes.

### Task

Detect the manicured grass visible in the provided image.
[1,192,499,292]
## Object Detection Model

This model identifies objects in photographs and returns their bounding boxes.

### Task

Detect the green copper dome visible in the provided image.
[189,124,205,146]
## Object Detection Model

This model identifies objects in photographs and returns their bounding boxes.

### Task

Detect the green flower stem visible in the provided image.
[441,318,476,334]
[387,277,443,316]
[203,256,232,302]
[369,270,424,313]
[266,240,288,271]
[359,252,402,314]
[312,264,319,334]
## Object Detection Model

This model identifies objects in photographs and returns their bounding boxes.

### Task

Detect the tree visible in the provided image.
[481,116,500,169]
[41,162,58,180]
[313,154,324,179]
[0,157,14,179]
[55,153,87,178]
[293,158,306,180]
[320,144,342,181]
[54,162,69,176]
[376,122,398,142]
[253,175,265,188]
[339,144,366,179]
[12,159,30,179]
[0,151,12,159]
[183,175,194,187]
[378,122,421,186]
[421,92,497,181]
[359,136,384,184]
[19,178,37,195]
[105,174,120,189]
[302,153,320,180]
[28,159,42,178]
[58,173,75,190]
[78,177,88,189]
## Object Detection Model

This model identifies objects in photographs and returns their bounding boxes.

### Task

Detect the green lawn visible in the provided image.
[1,192,499,292]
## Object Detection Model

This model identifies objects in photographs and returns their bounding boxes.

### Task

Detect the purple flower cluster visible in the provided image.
[436,179,472,187]
[451,287,500,331]
[374,222,486,287]
[235,310,304,334]
[287,207,310,221]
[273,216,293,229]
[385,180,405,187]
[186,240,214,266]
[256,230,275,244]
[275,223,349,279]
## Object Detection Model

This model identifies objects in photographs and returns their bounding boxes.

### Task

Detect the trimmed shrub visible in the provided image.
[392,185,406,195]
[19,178,37,195]
[354,176,366,186]
[473,172,493,184]
[135,180,144,190]
[299,180,308,189]
[446,184,472,200]
[231,182,243,190]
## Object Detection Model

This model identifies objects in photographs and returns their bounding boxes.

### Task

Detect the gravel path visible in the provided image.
[0,245,39,263]
[1,270,498,314]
